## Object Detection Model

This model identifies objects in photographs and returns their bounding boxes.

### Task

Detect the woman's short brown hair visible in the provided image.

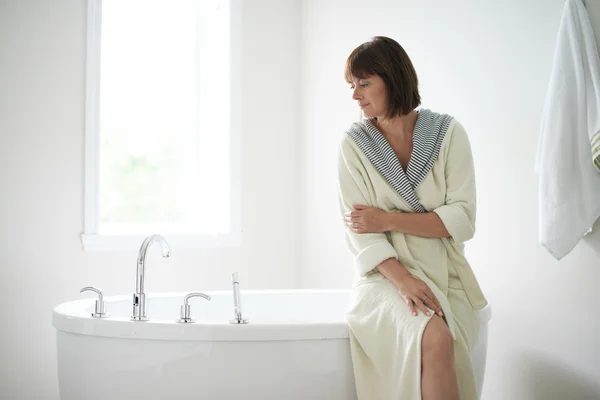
[344,36,421,119]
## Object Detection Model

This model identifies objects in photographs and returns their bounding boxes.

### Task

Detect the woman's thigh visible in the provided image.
[446,287,480,351]
[346,277,434,358]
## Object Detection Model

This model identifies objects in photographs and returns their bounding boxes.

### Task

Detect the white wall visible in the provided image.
[3,0,600,399]
[0,0,301,398]
[300,0,600,399]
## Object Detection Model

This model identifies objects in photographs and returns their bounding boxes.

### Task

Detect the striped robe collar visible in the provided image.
[346,108,454,213]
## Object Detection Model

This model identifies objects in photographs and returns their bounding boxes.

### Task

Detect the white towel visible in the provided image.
[536,0,600,260]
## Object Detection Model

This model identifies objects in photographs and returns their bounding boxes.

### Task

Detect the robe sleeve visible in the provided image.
[337,138,398,277]
[432,121,477,243]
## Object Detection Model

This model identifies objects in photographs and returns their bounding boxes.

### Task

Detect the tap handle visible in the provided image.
[177,292,211,323]
[80,286,109,318]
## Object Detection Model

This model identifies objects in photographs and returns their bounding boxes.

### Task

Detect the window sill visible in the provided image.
[80,232,241,251]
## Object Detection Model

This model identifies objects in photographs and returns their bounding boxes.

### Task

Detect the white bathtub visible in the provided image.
[53,289,491,400]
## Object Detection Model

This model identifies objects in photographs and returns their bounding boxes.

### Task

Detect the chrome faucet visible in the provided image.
[131,234,171,321]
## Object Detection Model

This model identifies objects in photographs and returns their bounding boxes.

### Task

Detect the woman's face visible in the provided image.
[350,74,388,119]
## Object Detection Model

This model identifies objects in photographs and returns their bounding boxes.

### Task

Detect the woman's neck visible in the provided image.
[375,110,418,141]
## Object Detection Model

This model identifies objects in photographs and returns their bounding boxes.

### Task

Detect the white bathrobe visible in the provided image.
[536,0,600,260]
[338,109,487,400]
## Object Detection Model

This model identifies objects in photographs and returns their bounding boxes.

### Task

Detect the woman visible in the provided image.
[337,36,488,400]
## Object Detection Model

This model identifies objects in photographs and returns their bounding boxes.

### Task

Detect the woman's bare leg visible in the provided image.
[421,314,459,400]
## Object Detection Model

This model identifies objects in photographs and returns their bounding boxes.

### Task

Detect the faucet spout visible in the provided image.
[136,234,171,294]
[132,234,171,321]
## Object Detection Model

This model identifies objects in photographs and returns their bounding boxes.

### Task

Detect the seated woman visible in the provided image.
[337,36,488,400]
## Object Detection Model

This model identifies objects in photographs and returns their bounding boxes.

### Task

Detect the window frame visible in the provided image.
[81,0,243,251]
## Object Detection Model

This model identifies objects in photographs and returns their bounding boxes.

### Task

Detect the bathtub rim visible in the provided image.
[53,289,352,342]
[52,289,492,342]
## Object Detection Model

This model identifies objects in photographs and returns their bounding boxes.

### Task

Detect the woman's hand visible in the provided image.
[395,274,444,317]
[344,204,390,234]
[376,259,444,318]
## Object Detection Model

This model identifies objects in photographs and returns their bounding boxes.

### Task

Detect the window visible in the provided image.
[82,0,242,250]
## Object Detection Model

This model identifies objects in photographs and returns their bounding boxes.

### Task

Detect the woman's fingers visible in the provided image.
[416,282,443,317]
[424,292,444,317]
[344,213,364,232]
[398,277,444,318]
[344,216,356,226]
[413,298,431,317]
[404,292,443,318]
[405,297,417,316]
[404,295,430,317]
[344,214,360,223]
[347,220,361,228]
[349,225,365,234]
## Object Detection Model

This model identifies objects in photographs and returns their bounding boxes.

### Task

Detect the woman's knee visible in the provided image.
[421,315,454,361]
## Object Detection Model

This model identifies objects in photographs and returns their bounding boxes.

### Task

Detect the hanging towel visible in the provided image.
[536,0,600,260]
